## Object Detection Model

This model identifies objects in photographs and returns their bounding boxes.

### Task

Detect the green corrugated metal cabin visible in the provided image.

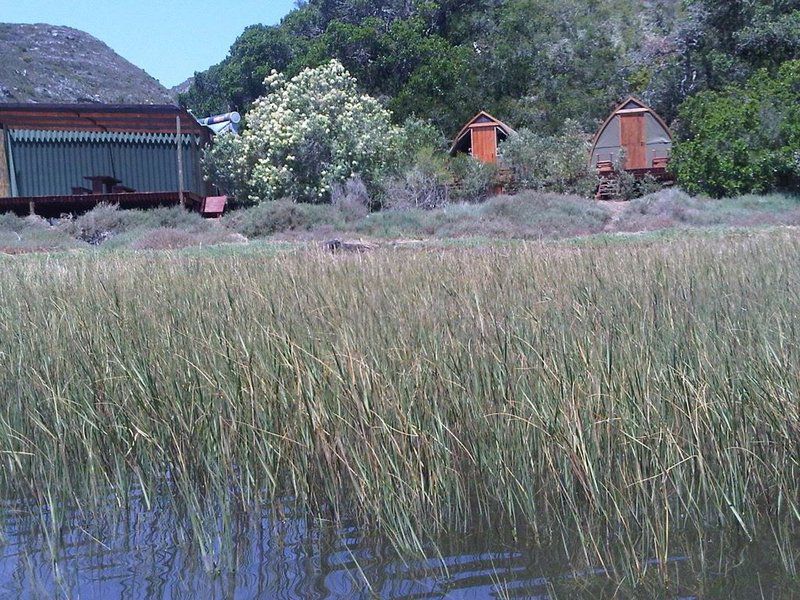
[0,104,210,210]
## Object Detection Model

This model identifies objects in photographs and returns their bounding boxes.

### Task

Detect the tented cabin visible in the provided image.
[590,97,672,173]
[0,104,216,216]
[450,112,515,164]
[589,97,673,200]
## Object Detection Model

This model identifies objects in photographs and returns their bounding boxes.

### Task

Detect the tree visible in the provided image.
[671,60,800,197]
[179,25,295,115]
[216,60,401,204]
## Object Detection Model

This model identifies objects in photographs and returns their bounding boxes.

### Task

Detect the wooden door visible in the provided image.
[620,115,646,170]
[471,126,498,164]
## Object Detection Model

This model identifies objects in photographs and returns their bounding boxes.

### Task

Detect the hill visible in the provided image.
[170,77,194,100]
[0,23,174,104]
[179,0,798,138]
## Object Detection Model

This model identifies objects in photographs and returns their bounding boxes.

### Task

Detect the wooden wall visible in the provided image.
[0,128,10,198]
[471,126,498,164]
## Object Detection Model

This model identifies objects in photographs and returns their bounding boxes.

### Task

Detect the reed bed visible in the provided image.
[0,231,798,583]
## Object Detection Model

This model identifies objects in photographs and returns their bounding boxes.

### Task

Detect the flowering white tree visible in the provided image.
[221,60,400,204]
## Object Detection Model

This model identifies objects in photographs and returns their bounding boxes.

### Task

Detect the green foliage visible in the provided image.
[202,132,250,205]
[448,154,497,203]
[222,199,342,238]
[499,120,596,196]
[394,117,448,160]
[672,60,800,197]
[180,0,665,135]
[179,25,294,115]
[380,148,453,209]
[178,0,800,152]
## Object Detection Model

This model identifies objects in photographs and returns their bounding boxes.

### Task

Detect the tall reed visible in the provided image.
[0,230,798,581]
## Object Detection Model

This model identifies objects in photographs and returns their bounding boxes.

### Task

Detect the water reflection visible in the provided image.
[0,495,794,599]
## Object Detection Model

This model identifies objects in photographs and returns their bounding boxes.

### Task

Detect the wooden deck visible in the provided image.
[0,191,205,218]
[595,165,675,200]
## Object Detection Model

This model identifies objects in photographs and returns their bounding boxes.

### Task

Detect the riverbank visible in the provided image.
[0,189,798,254]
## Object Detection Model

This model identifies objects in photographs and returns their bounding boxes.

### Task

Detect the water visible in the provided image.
[0,496,796,599]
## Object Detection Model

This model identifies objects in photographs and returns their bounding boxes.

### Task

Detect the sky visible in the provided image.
[0,0,297,88]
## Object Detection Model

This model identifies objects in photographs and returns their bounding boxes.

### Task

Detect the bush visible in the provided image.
[672,60,800,197]
[472,191,611,238]
[614,189,800,232]
[0,214,82,253]
[357,191,611,239]
[60,203,127,244]
[380,149,453,210]
[499,120,596,196]
[60,204,212,245]
[202,133,250,205]
[222,200,342,238]
[330,176,371,220]
[0,213,47,234]
[231,60,401,203]
[394,117,448,158]
[449,154,497,203]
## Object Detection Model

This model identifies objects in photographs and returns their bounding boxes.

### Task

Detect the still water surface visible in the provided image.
[0,497,795,599]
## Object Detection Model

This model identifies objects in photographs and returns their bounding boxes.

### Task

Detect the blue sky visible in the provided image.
[0,0,297,87]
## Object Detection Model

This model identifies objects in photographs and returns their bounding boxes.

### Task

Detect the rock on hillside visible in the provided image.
[170,77,194,100]
[0,23,174,104]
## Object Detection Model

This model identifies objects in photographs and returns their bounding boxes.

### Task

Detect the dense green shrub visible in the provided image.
[672,60,800,197]
[202,133,250,205]
[499,120,596,196]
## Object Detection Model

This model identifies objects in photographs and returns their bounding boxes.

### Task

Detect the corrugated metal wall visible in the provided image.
[6,130,204,197]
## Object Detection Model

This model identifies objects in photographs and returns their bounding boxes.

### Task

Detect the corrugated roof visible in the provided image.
[0,104,206,135]
[9,129,201,145]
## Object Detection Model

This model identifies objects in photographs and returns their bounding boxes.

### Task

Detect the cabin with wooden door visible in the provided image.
[590,97,673,199]
[450,112,515,164]
[0,104,226,217]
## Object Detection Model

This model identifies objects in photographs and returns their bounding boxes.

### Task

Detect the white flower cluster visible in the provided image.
[226,60,400,203]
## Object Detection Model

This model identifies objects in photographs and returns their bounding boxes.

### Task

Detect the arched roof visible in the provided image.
[449,111,516,156]
[589,96,672,160]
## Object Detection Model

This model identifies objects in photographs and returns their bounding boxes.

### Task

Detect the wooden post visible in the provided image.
[176,115,185,207]
[0,127,10,198]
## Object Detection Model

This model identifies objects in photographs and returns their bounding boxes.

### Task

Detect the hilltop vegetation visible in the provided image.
[182,0,800,199]
[181,0,798,135]
[0,23,174,104]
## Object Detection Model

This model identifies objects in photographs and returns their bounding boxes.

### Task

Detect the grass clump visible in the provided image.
[129,227,246,250]
[60,204,214,245]
[222,199,343,238]
[615,189,800,231]
[0,213,83,253]
[356,191,611,239]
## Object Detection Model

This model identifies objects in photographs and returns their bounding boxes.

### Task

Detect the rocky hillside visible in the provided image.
[170,77,194,99]
[0,23,174,104]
